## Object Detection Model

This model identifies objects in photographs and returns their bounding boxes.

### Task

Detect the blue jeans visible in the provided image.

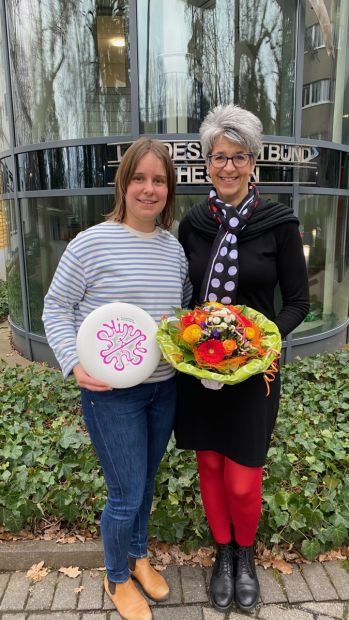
[81,378,176,583]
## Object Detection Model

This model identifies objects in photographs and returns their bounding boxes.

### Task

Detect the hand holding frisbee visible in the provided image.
[76,302,161,388]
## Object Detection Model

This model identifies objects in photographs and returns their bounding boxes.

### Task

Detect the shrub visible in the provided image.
[0,279,8,321]
[262,347,349,560]
[0,347,349,560]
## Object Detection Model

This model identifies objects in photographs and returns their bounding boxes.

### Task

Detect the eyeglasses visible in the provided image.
[208,153,253,168]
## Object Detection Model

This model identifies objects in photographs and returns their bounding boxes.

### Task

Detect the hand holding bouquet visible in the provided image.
[157,302,281,393]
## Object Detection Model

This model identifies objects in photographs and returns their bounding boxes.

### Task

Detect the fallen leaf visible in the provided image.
[259,560,272,570]
[284,551,301,562]
[74,586,85,593]
[58,566,81,579]
[19,530,35,540]
[272,558,293,574]
[76,535,86,543]
[26,561,49,582]
[318,549,346,562]
[153,564,167,571]
[156,542,170,553]
[56,535,77,545]
[200,556,215,567]
[159,552,172,565]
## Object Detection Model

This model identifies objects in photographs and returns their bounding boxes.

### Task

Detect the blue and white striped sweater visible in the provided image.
[43,221,192,380]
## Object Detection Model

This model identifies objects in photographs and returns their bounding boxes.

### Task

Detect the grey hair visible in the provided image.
[199,104,263,160]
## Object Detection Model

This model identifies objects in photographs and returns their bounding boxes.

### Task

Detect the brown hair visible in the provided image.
[107,138,176,230]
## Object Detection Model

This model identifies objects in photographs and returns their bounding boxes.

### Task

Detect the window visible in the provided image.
[138,0,297,136]
[4,200,24,328]
[302,0,349,144]
[7,0,131,144]
[293,195,349,337]
[20,195,114,334]
[306,23,325,52]
[0,23,10,152]
[302,79,333,107]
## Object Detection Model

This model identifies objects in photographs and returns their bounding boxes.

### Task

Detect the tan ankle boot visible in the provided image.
[128,557,169,601]
[104,576,152,620]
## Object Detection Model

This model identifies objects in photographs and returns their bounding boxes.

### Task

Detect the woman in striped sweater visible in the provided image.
[43,138,191,620]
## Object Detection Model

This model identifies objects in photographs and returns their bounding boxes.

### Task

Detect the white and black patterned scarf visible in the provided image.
[200,183,259,304]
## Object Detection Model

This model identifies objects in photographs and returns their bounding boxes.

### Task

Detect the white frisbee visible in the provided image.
[76,302,161,388]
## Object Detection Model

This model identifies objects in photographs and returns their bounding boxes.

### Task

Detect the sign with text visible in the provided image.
[106,140,319,186]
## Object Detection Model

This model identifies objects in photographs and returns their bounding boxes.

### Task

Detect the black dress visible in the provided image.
[174,199,309,467]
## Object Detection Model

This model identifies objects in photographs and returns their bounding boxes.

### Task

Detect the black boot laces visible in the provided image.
[236,546,255,578]
[215,544,233,577]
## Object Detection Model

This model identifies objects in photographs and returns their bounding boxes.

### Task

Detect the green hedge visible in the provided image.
[1,347,349,560]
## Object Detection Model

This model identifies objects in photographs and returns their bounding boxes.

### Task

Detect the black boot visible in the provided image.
[234,544,260,611]
[209,543,234,611]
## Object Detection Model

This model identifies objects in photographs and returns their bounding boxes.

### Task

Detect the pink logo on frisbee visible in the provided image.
[97,320,147,371]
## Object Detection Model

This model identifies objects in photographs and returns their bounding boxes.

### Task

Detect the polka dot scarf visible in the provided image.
[200,184,259,304]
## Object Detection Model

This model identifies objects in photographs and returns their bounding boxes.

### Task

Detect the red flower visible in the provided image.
[181,312,197,328]
[235,310,253,327]
[195,339,225,365]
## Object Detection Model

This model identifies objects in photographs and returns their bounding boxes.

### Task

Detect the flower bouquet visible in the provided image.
[157,302,281,391]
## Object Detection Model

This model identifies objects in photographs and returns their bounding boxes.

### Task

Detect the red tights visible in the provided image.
[196,450,262,547]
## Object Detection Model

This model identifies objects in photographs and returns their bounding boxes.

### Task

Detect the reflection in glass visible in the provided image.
[302,0,349,144]
[21,195,114,334]
[17,145,108,191]
[0,17,10,152]
[315,147,340,188]
[172,194,202,239]
[295,195,349,337]
[0,157,14,193]
[138,0,297,135]
[3,200,24,328]
[341,151,349,189]
[6,0,130,145]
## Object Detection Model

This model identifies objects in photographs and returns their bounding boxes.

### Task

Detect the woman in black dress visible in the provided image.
[175,104,309,613]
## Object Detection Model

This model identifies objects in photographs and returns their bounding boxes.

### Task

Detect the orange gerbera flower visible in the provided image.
[223,339,238,355]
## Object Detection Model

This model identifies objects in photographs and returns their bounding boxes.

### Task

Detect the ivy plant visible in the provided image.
[0,346,349,561]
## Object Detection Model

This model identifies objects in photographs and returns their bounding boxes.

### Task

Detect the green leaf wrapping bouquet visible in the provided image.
[157,302,281,391]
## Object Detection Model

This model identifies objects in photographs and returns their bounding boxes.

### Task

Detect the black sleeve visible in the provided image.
[274,222,310,338]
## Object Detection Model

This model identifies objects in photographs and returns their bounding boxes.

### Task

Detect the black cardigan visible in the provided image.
[178,199,310,338]
[175,199,310,465]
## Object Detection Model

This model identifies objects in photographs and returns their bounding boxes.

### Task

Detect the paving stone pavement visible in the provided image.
[0,561,349,619]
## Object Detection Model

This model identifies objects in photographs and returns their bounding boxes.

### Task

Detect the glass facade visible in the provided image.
[138,0,297,135]
[0,0,348,364]
[3,200,24,328]
[0,157,13,193]
[0,13,10,151]
[302,0,349,143]
[296,194,349,337]
[6,0,130,145]
[17,145,110,191]
[21,195,114,334]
